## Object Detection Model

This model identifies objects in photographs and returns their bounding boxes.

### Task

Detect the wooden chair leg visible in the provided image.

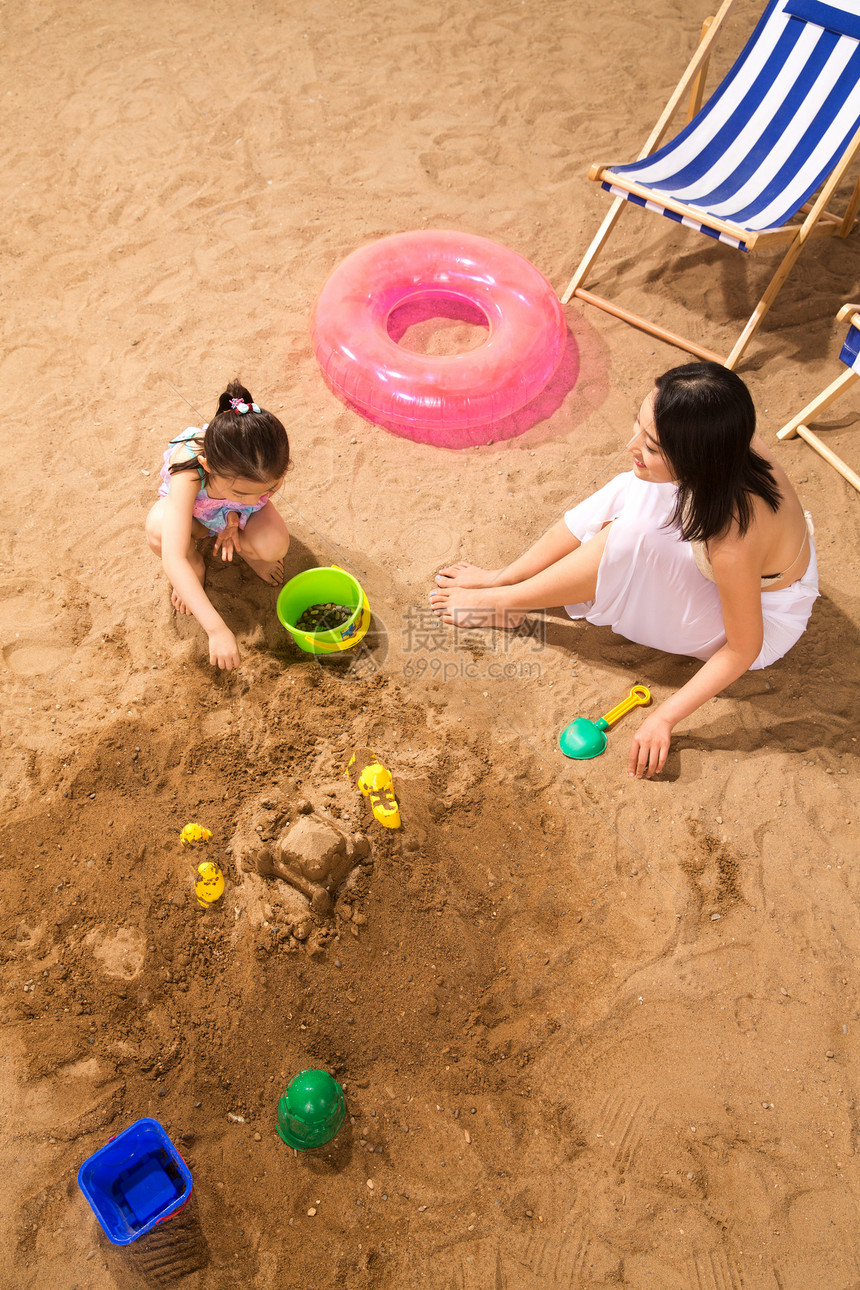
[724,236,811,369]
[569,289,723,362]
[685,17,714,123]
[560,195,627,304]
[777,367,859,439]
[790,425,860,492]
[721,125,860,369]
[838,174,860,236]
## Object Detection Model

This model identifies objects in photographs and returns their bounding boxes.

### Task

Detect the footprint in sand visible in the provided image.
[0,579,80,676]
[84,926,148,981]
[3,640,74,677]
[401,518,459,566]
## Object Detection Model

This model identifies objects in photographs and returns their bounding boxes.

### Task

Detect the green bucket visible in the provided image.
[276,565,370,655]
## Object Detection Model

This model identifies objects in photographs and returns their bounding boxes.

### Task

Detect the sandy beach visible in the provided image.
[2,0,860,1286]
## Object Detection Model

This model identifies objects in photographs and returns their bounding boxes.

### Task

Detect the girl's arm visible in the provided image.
[628,542,764,778]
[160,474,240,669]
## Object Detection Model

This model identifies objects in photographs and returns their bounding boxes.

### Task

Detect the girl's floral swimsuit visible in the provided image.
[157,426,270,535]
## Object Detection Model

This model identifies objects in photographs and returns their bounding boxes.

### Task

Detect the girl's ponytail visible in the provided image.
[200,379,290,484]
[215,380,256,416]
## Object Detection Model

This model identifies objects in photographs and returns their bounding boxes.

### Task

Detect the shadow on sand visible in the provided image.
[540,589,859,777]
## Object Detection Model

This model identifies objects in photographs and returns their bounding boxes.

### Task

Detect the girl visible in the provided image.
[146,380,290,671]
[429,362,819,779]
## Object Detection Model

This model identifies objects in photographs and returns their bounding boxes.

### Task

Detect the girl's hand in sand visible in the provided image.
[209,626,240,671]
[213,511,242,563]
[628,710,673,779]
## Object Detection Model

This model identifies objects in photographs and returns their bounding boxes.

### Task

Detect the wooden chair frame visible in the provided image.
[777,302,860,492]
[561,0,860,370]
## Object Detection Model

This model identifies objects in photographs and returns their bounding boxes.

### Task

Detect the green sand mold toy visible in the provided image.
[559,685,652,760]
[276,1069,346,1150]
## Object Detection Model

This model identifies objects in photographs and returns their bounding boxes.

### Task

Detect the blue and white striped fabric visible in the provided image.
[604,0,860,249]
[839,320,860,368]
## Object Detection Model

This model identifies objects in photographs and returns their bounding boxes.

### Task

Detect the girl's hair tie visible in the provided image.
[229,397,261,414]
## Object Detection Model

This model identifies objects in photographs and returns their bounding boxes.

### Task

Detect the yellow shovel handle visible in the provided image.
[600,685,652,728]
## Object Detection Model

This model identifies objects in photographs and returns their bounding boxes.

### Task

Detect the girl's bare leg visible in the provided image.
[235,504,290,585]
[430,524,611,627]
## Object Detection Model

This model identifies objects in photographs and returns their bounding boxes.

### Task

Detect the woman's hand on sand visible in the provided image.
[628,710,673,779]
[214,512,242,563]
[209,627,240,670]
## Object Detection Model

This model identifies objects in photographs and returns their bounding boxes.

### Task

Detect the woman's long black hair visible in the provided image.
[170,380,290,484]
[654,362,781,543]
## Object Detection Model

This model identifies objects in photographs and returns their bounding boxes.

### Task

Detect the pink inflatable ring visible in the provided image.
[310,230,567,448]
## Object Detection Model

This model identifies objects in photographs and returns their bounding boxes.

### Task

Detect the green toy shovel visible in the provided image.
[559,685,652,760]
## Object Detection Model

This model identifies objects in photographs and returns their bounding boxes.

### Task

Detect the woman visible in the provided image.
[429,363,819,779]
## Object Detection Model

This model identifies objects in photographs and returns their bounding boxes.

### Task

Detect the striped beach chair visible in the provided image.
[561,0,860,369]
[777,301,860,490]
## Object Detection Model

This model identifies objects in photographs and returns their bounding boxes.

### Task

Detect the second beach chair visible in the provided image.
[777,301,860,491]
[561,0,860,369]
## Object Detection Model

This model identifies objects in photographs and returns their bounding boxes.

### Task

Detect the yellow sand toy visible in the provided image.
[346,747,401,829]
[180,822,212,846]
[195,861,225,908]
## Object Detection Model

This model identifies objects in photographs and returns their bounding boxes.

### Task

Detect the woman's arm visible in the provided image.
[628,542,764,777]
[159,475,240,668]
[494,517,583,585]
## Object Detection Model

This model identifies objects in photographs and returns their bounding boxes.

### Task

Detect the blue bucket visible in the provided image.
[77,1118,193,1245]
